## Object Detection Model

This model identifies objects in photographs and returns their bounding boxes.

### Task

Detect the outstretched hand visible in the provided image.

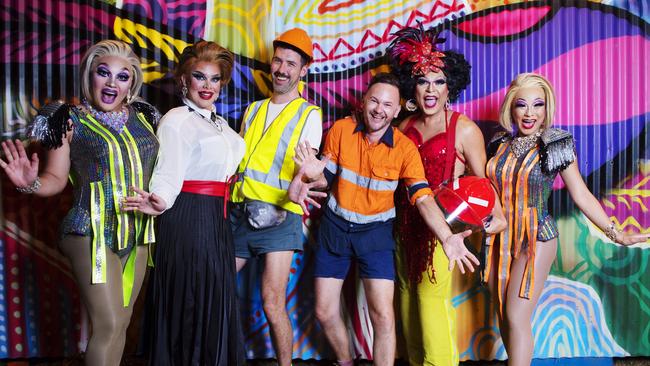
[288,166,328,215]
[615,232,650,246]
[0,139,39,190]
[293,141,329,181]
[122,186,167,216]
[441,230,480,274]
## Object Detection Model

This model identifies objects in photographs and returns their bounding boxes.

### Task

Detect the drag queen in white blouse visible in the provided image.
[124,40,246,366]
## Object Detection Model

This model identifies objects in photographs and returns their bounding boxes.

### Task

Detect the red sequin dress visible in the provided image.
[396,111,464,283]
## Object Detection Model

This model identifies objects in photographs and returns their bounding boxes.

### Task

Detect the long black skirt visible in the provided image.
[148,192,245,366]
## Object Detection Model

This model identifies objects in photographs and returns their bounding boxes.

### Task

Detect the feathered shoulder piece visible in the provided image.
[486,131,511,159]
[539,128,575,174]
[131,100,161,129]
[28,100,74,150]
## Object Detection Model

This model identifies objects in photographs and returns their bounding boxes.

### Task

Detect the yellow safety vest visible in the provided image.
[231,97,320,215]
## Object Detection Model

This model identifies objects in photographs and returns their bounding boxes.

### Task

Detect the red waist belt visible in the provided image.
[181,179,234,217]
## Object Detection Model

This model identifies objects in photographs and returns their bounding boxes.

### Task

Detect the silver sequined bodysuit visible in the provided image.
[62,106,159,257]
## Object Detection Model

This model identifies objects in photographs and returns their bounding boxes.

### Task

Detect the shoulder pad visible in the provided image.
[541,127,572,145]
[487,131,510,159]
[539,128,575,174]
[28,100,73,150]
[131,101,161,129]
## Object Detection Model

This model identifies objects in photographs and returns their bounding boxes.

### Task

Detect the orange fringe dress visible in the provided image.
[483,128,575,314]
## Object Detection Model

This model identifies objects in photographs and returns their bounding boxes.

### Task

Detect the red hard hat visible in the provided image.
[434,176,495,227]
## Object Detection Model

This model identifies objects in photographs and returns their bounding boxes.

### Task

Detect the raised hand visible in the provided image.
[0,139,39,190]
[614,232,650,246]
[122,186,167,216]
[293,141,329,181]
[288,166,328,215]
[441,229,480,274]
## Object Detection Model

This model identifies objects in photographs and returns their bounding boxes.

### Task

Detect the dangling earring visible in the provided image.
[445,100,450,111]
[126,90,132,104]
[405,99,418,112]
[182,84,188,97]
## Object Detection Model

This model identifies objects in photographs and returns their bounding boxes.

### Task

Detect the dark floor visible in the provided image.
[243,359,650,366]
[4,356,650,365]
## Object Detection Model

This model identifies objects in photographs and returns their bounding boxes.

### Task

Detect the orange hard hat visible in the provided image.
[273,28,314,62]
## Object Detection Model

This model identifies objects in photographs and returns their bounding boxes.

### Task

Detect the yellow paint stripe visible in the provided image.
[616,196,632,210]
[631,197,648,212]
[608,188,650,197]
[114,17,190,63]
[602,198,616,209]
[611,216,650,233]
[631,176,650,190]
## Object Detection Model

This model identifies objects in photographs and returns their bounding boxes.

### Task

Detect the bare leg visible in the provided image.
[107,245,148,366]
[236,257,248,272]
[503,239,557,366]
[60,236,148,366]
[487,240,508,348]
[261,251,294,366]
[314,277,351,361]
[362,279,396,366]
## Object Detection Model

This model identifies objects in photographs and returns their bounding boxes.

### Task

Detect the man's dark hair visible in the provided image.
[273,42,310,67]
[367,72,401,96]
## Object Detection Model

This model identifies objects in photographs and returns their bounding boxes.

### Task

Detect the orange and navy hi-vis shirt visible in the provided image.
[323,116,432,224]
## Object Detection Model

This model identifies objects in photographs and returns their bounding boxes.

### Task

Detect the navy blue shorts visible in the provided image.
[314,211,395,280]
[230,203,303,259]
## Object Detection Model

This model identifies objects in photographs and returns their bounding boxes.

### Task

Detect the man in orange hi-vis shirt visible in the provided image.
[287,73,480,366]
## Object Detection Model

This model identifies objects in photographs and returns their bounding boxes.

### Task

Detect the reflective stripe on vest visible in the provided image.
[339,166,398,191]
[324,154,403,223]
[325,160,338,175]
[327,195,396,224]
[232,98,319,215]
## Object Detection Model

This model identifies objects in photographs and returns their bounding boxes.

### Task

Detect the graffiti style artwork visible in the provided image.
[0,0,648,361]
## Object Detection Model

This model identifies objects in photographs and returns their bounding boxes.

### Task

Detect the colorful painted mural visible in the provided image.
[0,0,648,361]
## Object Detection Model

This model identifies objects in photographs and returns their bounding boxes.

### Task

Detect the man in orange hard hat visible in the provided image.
[231,27,322,366]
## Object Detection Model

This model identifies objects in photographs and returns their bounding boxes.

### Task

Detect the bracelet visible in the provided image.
[16,177,41,194]
[603,222,619,243]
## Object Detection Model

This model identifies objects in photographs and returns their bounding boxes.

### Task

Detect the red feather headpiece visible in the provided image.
[388,24,446,76]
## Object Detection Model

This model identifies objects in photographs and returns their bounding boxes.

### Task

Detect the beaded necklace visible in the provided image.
[511,130,543,158]
[82,99,129,132]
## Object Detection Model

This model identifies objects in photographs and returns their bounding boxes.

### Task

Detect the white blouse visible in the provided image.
[149,98,246,209]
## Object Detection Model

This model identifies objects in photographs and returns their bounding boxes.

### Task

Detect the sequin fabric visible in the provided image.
[484,130,575,312]
[62,106,159,257]
[488,142,559,243]
[396,112,461,283]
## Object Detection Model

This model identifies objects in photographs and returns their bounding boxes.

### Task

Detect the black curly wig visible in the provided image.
[387,27,471,104]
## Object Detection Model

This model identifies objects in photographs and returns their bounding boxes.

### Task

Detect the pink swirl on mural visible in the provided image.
[456,6,551,37]
[457,35,650,127]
